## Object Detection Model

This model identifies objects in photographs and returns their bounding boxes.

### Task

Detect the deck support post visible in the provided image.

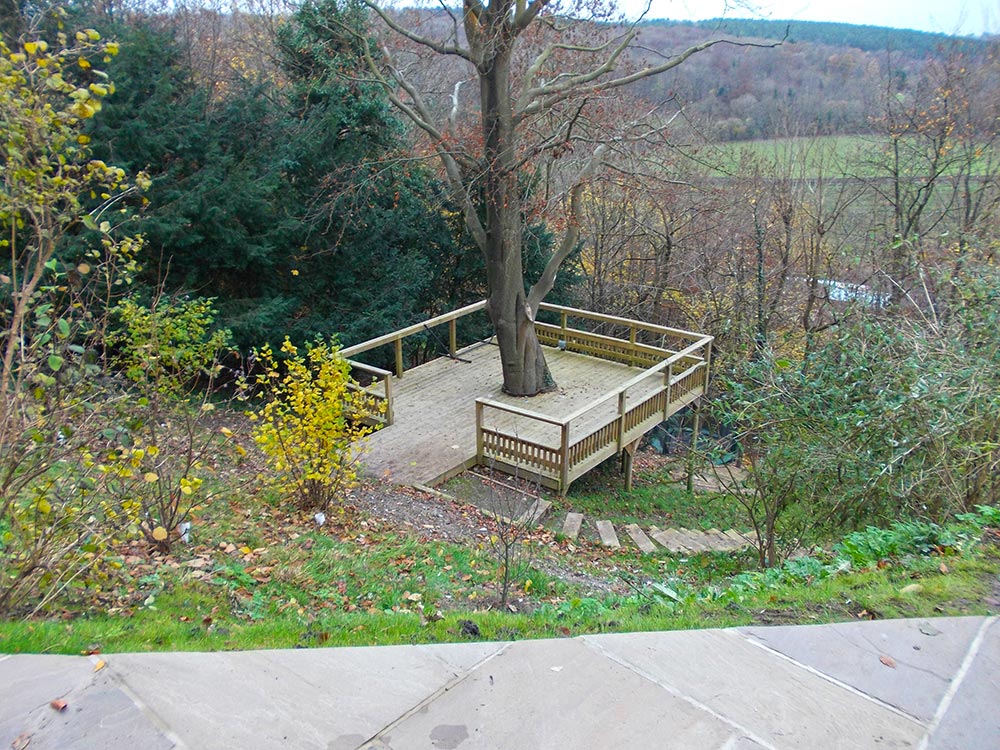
[449,320,457,356]
[559,422,570,495]
[394,339,404,378]
[629,325,637,368]
[664,363,673,419]
[687,403,701,495]
[616,391,627,451]
[622,438,639,492]
[384,374,394,426]
[475,400,484,464]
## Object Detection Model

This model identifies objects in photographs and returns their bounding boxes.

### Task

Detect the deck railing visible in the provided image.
[342,300,712,491]
[477,304,712,492]
[341,300,491,428]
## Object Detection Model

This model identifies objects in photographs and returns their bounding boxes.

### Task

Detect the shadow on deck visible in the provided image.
[342,302,712,494]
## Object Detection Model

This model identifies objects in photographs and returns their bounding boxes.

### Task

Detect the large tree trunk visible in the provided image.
[479,19,553,396]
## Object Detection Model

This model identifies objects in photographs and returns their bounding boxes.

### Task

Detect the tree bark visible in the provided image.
[477,5,553,396]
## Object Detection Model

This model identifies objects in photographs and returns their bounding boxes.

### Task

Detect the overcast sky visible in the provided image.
[633,0,995,36]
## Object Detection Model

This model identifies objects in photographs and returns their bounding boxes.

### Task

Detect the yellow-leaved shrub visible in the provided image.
[247,338,383,513]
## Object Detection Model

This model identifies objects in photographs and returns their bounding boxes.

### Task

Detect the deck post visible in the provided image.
[384,374,394,426]
[617,391,627,451]
[394,339,404,378]
[559,422,570,494]
[664,363,674,419]
[629,325,637,368]
[703,340,713,394]
[449,319,457,356]
[560,311,568,347]
[475,400,484,464]
[624,444,634,492]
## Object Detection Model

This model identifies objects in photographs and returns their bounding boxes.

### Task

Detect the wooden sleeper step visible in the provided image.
[561,512,584,541]
[624,523,657,554]
[595,520,620,548]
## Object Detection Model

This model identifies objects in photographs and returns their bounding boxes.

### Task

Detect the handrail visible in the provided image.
[345,359,394,425]
[537,302,708,343]
[477,308,713,491]
[475,397,566,427]
[534,321,676,357]
[346,360,392,379]
[340,300,488,358]
[475,345,708,432]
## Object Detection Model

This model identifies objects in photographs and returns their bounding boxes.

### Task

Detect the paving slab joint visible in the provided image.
[739,631,929,727]
[362,642,512,747]
[102,656,191,749]
[579,635,780,750]
[916,615,998,750]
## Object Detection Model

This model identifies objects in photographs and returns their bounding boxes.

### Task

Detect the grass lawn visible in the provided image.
[2,454,998,655]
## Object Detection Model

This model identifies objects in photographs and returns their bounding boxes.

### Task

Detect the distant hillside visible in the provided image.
[669,18,988,56]
[624,17,997,141]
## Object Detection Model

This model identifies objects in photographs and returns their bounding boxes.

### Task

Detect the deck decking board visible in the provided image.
[361,343,661,487]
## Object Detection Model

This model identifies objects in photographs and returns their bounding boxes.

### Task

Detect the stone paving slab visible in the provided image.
[0,655,171,750]
[675,528,713,552]
[3,618,998,750]
[585,629,926,748]
[926,617,1000,749]
[363,637,739,749]
[624,523,656,553]
[651,526,699,553]
[741,616,988,722]
[517,498,551,525]
[110,643,504,750]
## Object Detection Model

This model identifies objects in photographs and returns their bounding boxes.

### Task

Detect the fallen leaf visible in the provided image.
[11,732,30,750]
[899,583,923,595]
[879,654,897,669]
[93,659,106,672]
[151,527,168,542]
[939,562,949,574]
[49,699,67,711]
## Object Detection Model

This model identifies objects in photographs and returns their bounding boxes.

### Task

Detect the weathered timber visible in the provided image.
[624,524,657,554]
[596,520,620,548]
[351,301,712,491]
[561,512,584,541]
[517,499,552,526]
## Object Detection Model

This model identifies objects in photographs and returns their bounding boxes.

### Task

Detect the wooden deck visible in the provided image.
[360,342,657,486]
[344,301,712,493]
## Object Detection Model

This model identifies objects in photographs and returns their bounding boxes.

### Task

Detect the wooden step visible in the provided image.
[722,529,749,548]
[704,527,739,550]
[595,520,620,548]
[517,498,552,526]
[674,528,713,553]
[624,524,657,554]
[561,512,584,541]
[649,527,693,553]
